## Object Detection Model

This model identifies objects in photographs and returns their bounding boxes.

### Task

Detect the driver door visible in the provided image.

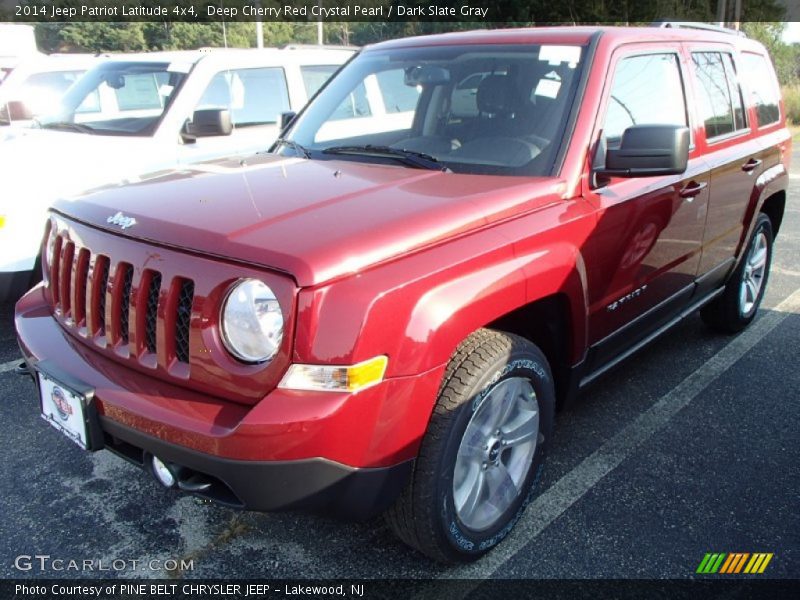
[581,45,710,372]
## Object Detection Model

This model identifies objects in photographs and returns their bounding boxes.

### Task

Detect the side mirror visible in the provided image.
[595,124,689,178]
[279,111,296,130]
[185,108,232,139]
[7,100,34,121]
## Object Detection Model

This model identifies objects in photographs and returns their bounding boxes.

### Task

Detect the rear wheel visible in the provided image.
[385,329,555,563]
[701,212,773,333]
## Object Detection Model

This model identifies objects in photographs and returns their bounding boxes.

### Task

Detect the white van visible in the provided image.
[0,46,355,300]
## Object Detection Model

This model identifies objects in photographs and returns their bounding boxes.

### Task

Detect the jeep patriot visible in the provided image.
[16,25,790,562]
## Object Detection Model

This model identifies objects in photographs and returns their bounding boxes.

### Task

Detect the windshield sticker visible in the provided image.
[539,45,581,68]
[534,78,561,99]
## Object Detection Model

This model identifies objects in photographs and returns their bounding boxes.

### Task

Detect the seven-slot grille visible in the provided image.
[48,233,194,367]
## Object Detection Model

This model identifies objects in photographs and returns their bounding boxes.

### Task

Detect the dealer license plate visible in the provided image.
[38,372,90,450]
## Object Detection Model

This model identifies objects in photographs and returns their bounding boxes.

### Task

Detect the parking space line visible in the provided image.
[773,266,800,278]
[444,287,800,580]
[0,359,23,374]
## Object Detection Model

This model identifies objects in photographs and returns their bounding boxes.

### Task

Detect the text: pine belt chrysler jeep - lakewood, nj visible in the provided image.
[16,25,790,562]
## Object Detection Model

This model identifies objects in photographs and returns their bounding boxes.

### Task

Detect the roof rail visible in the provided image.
[651,21,746,37]
[281,43,360,51]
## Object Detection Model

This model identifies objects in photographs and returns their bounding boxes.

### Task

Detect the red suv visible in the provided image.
[16,25,790,563]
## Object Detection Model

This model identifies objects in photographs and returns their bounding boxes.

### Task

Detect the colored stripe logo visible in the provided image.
[696,552,773,574]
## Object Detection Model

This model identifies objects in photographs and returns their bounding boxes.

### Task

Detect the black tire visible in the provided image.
[701,212,773,333]
[385,329,555,563]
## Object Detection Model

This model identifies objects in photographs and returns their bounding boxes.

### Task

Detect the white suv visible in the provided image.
[0,46,354,301]
[0,54,103,128]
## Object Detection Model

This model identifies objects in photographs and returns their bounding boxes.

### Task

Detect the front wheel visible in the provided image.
[701,212,773,333]
[385,329,555,563]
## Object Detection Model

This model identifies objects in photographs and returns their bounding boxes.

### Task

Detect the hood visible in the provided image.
[53,154,567,287]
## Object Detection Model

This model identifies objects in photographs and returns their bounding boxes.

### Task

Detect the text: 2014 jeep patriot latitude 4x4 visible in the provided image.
[16,26,790,562]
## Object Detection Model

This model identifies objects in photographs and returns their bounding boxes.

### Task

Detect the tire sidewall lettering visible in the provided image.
[440,352,551,557]
[471,358,547,414]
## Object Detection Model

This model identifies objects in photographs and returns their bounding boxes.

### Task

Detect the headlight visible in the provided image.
[220,279,283,363]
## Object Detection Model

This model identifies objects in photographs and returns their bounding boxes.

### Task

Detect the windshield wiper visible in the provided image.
[39,121,96,134]
[273,138,310,158]
[322,145,447,171]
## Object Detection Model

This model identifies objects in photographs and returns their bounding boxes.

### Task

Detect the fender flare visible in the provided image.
[392,242,589,375]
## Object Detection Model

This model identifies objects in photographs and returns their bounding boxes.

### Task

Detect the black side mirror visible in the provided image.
[279,111,296,130]
[184,108,232,140]
[595,124,689,178]
[7,100,34,121]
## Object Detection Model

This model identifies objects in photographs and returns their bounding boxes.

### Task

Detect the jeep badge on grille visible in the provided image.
[107,212,137,230]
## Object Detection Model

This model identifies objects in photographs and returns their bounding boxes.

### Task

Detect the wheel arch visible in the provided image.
[389,243,589,381]
[487,293,576,408]
[760,190,786,237]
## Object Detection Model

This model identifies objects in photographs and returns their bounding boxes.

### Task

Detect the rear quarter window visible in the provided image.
[739,52,781,126]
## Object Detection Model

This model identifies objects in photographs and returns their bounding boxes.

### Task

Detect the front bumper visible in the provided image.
[15,285,443,519]
[98,419,413,519]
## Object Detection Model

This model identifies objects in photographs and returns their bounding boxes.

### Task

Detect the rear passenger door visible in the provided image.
[688,47,762,291]
[582,47,710,368]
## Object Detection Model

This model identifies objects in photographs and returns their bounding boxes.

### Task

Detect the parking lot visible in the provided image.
[1,156,798,582]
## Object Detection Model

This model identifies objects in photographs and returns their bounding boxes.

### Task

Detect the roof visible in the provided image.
[99,46,355,66]
[367,25,761,51]
[5,53,102,71]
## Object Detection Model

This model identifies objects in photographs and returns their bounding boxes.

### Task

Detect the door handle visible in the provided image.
[679,181,707,199]
[741,158,762,172]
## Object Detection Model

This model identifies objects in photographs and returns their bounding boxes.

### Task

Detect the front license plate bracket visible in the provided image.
[34,359,104,451]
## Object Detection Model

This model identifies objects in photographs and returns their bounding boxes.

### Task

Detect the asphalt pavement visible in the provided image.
[0,156,798,583]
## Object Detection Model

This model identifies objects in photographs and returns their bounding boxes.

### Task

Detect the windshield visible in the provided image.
[36,61,188,136]
[279,43,585,176]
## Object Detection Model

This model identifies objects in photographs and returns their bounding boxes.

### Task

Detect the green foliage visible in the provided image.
[782,85,800,125]
[41,22,149,53]
[34,22,316,52]
[742,23,800,86]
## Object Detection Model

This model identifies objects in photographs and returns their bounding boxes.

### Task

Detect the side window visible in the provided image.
[740,52,781,126]
[375,69,420,114]
[603,53,688,144]
[197,67,290,127]
[300,65,338,98]
[691,52,748,140]
[722,54,747,130]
